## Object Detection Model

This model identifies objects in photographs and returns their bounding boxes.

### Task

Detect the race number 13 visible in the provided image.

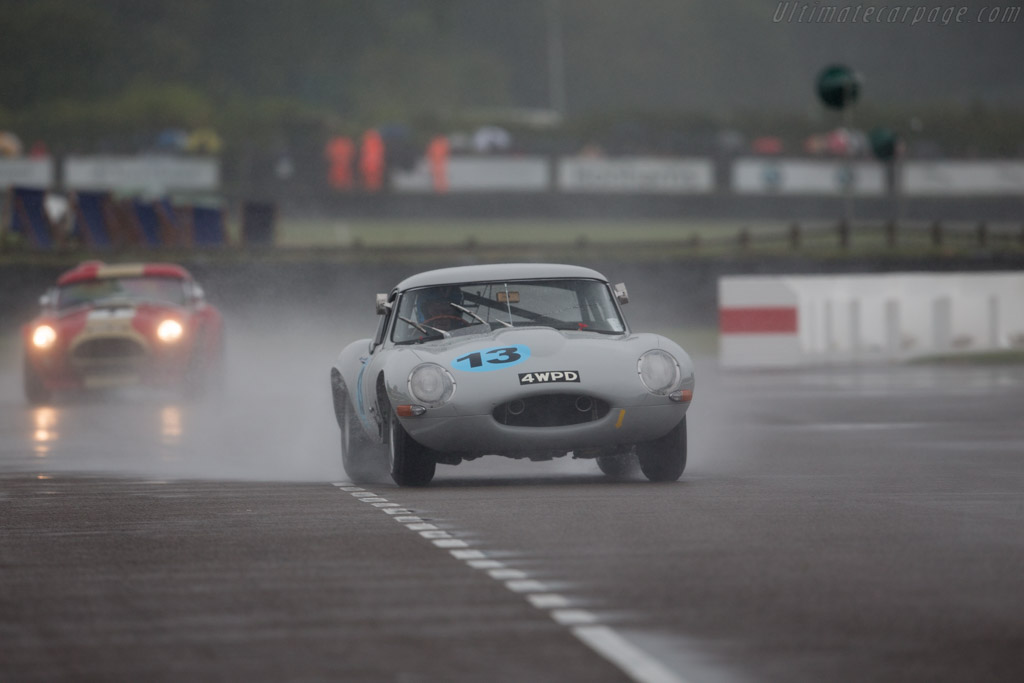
[451,345,531,372]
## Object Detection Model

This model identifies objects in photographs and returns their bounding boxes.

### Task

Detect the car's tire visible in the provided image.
[637,416,687,482]
[331,374,383,483]
[388,413,436,487]
[596,450,638,478]
[340,393,384,484]
[23,355,52,405]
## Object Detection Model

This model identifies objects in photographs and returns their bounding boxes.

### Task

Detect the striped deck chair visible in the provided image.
[71,191,115,249]
[154,199,187,247]
[190,205,228,247]
[10,187,57,249]
[130,200,163,247]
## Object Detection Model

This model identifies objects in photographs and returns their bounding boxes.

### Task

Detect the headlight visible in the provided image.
[157,319,184,343]
[408,363,455,407]
[32,325,57,349]
[637,349,681,395]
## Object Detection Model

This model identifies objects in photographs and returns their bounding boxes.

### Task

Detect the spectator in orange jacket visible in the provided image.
[359,129,386,192]
[325,136,355,190]
[427,135,450,193]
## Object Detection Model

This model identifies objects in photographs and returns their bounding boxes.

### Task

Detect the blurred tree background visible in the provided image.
[1,0,1022,160]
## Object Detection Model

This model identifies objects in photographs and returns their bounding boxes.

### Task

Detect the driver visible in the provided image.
[416,286,468,331]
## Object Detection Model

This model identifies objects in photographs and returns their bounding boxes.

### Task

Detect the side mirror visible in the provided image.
[39,291,53,308]
[375,293,391,315]
[613,283,629,305]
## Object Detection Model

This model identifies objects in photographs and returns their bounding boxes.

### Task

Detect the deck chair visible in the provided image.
[128,199,164,247]
[189,205,228,247]
[9,187,57,249]
[71,191,116,249]
[154,199,188,247]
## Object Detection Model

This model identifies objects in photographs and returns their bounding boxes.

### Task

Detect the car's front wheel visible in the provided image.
[388,414,436,487]
[332,374,383,483]
[636,416,687,482]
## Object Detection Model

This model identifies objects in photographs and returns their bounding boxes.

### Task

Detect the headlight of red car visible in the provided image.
[156,319,185,343]
[31,325,58,350]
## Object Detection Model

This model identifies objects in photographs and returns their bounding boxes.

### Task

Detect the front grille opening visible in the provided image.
[493,394,610,427]
[74,338,146,360]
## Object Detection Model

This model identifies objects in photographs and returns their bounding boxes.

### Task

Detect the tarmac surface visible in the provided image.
[2,311,1023,682]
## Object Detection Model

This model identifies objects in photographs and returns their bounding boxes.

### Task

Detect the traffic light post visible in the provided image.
[869,127,904,228]
[816,64,861,232]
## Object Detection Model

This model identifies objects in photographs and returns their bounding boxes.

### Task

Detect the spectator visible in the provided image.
[326,136,355,190]
[427,135,450,193]
[359,129,386,192]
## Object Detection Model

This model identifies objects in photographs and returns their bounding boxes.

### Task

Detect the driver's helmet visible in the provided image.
[416,286,463,322]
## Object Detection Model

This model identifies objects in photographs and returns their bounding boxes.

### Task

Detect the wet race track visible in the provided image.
[2,310,1024,683]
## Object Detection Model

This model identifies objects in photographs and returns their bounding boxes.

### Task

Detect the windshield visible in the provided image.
[391,278,626,344]
[56,277,187,310]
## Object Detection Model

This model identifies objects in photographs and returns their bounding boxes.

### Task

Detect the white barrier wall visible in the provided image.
[901,161,1024,196]
[558,157,714,194]
[732,158,886,195]
[392,156,550,192]
[7,155,1024,195]
[720,272,1024,368]
[64,155,220,194]
[0,158,54,189]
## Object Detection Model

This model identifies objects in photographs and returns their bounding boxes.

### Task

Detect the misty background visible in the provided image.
[2,0,1022,163]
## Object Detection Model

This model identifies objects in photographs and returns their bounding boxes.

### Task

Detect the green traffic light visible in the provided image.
[817,64,861,110]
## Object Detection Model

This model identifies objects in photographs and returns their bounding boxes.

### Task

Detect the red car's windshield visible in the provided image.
[56,277,187,310]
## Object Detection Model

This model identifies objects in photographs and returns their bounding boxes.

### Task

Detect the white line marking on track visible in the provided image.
[420,530,451,539]
[467,559,505,570]
[488,568,528,580]
[505,579,549,593]
[573,626,689,683]
[552,609,599,626]
[527,594,571,609]
[333,482,689,683]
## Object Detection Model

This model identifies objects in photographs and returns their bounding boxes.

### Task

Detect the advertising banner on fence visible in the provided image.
[392,157,550,193]
[732,158,886,196]
[557,157,714,194]
[901,161,1024,196]
[0,158,54,189]
[64,156,220,195]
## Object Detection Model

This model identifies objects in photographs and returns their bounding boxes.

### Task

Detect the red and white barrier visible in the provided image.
[719,277,802,367]
[719,272,1024,368]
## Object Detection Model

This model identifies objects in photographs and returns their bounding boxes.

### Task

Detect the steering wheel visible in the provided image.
[422,315,469,330]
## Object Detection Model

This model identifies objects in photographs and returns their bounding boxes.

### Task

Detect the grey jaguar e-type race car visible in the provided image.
[330,263,695,486]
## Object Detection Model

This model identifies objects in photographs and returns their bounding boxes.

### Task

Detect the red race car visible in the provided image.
[22,261,224,404]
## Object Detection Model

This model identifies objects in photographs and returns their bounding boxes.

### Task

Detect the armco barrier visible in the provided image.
[719,272,1024,368]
